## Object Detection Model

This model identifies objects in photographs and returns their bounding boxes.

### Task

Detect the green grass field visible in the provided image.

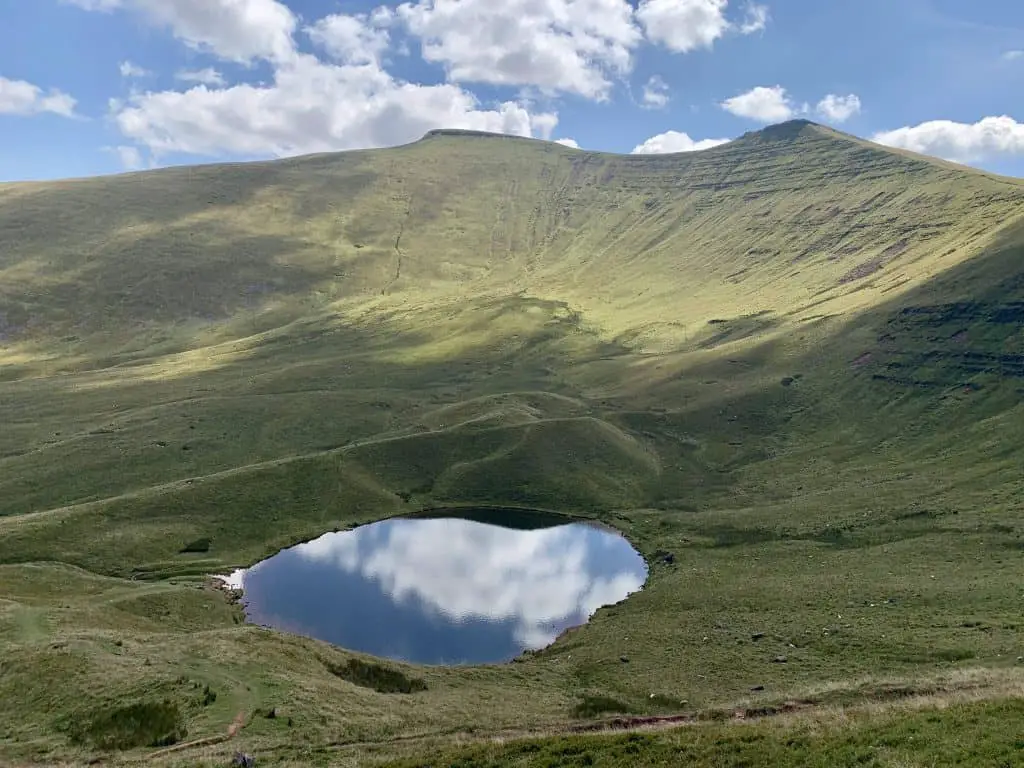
[1,120,1022,766]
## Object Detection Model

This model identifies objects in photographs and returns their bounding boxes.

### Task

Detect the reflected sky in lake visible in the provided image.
[223,514,647,665]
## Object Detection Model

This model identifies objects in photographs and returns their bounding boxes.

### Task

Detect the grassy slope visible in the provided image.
[1,121,1023,765]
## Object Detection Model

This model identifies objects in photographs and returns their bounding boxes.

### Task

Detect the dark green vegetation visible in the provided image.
[1,120,1022,765]
[325,658,429,694]
[61,700,187,751]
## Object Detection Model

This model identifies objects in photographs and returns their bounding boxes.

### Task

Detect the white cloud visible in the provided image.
[1002,50,1023,61]
[66,0,297,63]
[119,60,150,78]
[396,0,642,99]
[555,137,580,148]
[81,4,556,160]
[641,75,670,108]
[307,13,391,66]
[721,84,794,122]
[631,129,731,153]
[175,67,226,86]
[873,116,1024,162]
[816,93,861,123]
[113,52,558,158]
[637,0,764,53]
[0,76,77,117]
[738,2,769,33]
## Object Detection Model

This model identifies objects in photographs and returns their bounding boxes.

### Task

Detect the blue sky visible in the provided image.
[1,0,1023,181]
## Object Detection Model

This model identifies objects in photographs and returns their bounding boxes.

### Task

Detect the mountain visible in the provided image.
[1,121,1023,765]
[2,119,1021,362]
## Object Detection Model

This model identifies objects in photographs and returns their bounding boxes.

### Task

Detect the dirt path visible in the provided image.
[147,711,246,761]
[318,672,1024,757]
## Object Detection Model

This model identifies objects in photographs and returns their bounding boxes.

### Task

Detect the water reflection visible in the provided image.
[223,513,647,665]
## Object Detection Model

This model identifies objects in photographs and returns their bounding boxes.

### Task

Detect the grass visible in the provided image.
[380,697,1024,767]
[0,121,1022,765]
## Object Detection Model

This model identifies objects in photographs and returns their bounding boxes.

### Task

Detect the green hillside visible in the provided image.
[1,120,1023,766]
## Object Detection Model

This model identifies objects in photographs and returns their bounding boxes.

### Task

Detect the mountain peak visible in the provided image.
[740,119,825,143]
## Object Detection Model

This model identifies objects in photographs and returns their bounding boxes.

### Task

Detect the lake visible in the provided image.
[220,510,647,665]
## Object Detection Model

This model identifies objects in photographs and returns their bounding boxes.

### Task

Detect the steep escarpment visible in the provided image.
[1,120,1021,363]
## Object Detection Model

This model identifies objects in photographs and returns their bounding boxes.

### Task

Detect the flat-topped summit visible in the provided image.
[421,128,539,141]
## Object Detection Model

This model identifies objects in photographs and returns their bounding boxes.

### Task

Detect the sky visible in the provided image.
[1,0,1023,181]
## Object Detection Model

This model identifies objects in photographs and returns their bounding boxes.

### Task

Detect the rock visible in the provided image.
[750,685,765,692]
[232,753,256,768]
[772,656,788,664]
[265,707,276,720]
[751,632,766,642]
[620,656,630,663]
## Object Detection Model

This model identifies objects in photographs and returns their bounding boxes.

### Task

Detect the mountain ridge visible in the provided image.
[3,120,1022,186]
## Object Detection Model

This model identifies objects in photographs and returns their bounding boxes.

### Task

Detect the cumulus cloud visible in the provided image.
[555,138,580,148]
[119,60,150,78]
[720,84,794,122]
[68,4,559,159]
[637,0,766,53]
[307,12,391,66]
[816,93,861,123]
[74,0,773,162]
[396,0,641,99]
[641,75,670,108]
[631,129,731,153]
[637,0,730,53]
[67,0,297,62]
[873,116,1024,162]
[0,76,77,117]
[114,51,558,158]
[175,67,226,86]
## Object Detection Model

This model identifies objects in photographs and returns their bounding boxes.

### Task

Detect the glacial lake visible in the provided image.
[220,510,648,665]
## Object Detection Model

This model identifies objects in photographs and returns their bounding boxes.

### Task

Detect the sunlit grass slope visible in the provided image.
[1,120,1023,765]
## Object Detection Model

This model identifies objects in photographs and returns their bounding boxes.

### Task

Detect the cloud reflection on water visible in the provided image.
[293,518,646,648]
[224,516,647,663]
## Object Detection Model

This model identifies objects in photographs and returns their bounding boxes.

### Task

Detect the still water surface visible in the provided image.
[222,511,647,665]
